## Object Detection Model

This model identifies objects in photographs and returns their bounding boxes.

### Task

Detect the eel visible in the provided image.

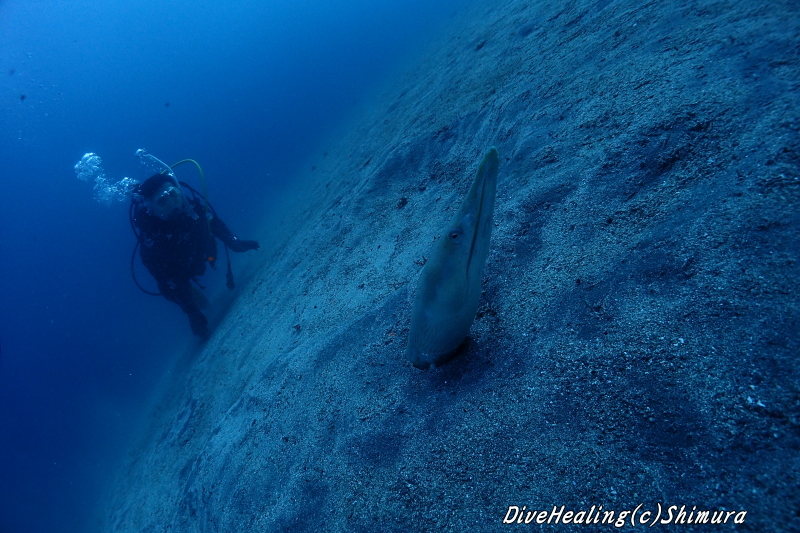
[407,147,499,369]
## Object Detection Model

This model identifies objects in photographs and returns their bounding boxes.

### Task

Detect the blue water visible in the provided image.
[0,1,467,531]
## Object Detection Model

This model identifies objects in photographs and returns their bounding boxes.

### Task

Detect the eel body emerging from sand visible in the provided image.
[407,147,499,369]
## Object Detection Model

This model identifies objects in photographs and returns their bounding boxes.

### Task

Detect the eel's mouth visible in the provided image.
[465,147,499,278]
[466,170,489,275]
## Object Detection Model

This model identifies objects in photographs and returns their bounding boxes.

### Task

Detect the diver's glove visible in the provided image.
[187,308,209,338]
[228,237,260,253]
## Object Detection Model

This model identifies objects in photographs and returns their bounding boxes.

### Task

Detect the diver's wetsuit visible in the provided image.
[134,197,254,337]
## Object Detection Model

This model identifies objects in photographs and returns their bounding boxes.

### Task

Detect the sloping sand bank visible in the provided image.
[103,0,799,530]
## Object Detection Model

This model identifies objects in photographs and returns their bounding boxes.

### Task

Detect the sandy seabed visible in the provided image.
[102,0,799,531]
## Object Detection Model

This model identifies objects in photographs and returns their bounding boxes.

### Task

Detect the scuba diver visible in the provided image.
[131,172,259,338]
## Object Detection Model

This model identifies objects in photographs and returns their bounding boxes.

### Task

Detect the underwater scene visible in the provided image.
[0,0,798,531]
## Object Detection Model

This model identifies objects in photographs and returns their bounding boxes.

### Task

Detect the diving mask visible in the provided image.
[148,183,184,219]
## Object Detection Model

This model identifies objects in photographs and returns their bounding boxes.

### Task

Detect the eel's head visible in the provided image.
[407,147,499,369]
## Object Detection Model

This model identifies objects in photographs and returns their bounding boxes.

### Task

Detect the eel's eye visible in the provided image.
[449,228,463,243]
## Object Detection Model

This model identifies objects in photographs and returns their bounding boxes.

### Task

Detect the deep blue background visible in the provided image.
[0,0,468,531]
